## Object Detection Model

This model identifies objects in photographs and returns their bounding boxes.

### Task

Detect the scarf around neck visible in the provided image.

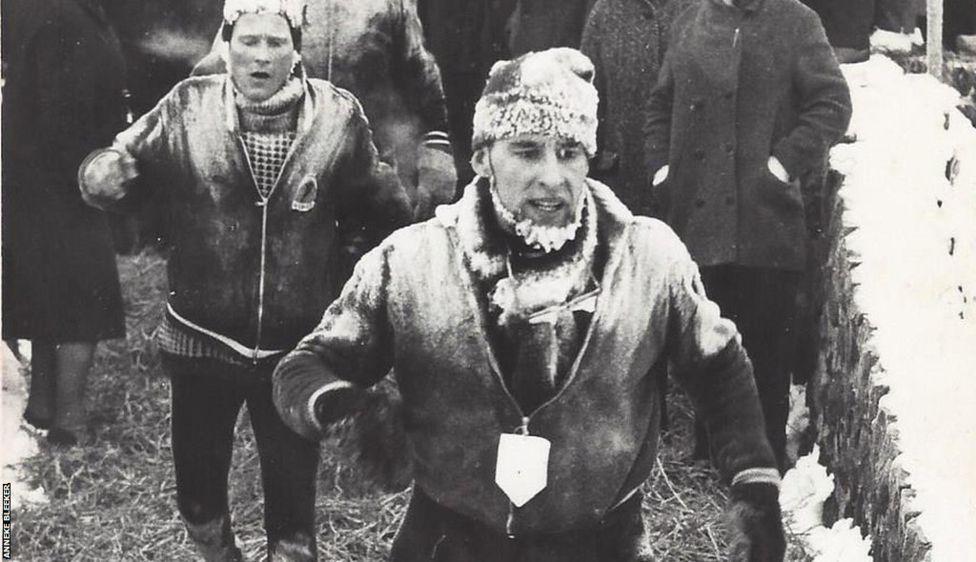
[453,180,599,327]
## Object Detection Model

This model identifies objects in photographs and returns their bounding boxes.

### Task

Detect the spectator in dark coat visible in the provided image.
[509,0,597,55]
[194,0,455,219]
[417,0,519,186]
[581,0,694,217]
[1,0,128,446]
[645,0,852,470]
[417,0,596,186]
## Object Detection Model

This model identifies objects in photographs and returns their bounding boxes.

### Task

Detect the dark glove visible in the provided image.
[312,383,371,428]
[728,482,786,562]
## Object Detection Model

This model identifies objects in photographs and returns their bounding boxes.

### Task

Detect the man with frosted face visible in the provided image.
[77,1,412,559]
[273,48,786,561]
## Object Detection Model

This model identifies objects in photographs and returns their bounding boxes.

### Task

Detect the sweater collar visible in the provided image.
[223,69,314,134]
[235,76,304,133]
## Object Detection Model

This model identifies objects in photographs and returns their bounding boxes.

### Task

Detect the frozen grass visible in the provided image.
[10,251,810,560]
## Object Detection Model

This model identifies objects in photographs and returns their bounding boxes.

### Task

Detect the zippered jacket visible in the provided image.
[273,179,777,534]
[81,75,413,356]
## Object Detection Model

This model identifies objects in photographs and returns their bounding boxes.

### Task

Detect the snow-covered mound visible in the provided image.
[825,55,976,561]
[0,343,47,506]
[781,447,872,562]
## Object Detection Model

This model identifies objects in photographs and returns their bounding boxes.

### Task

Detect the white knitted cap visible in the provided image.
[223,0,307,28]
[472,48,599,156]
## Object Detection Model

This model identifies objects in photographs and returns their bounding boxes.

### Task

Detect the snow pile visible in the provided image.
[781,447,872,562]
[830,55,976,560]
[870,28,924,54]
[784,384,809,465]
[0,343,47,506]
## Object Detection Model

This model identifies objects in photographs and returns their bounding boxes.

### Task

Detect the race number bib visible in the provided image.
[495,433,551,507]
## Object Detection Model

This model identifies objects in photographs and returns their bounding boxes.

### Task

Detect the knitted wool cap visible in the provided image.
[472,48,599,156]
[223,0,307,29]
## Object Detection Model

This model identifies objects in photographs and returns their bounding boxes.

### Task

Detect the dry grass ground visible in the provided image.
[10,251,810,561]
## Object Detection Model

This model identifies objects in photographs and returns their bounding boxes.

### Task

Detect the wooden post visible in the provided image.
[927,0,943,80]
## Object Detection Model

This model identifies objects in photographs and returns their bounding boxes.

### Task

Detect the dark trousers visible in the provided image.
[695,265,801,471]
[390,489,647,562]
[163,354,320,560]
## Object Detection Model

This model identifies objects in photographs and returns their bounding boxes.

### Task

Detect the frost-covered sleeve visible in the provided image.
[643,51,675,175]
[665,240,779,485]
[78,87,172,210]
[334,96,415,245]
[771,9,852,179]
[273,244,395,440]
[393,0,451,153]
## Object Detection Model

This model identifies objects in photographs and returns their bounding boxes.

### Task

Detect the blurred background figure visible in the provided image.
[581,0,694,218]
[1,0,129,447]
[417,0,597,186]
[508,0,598,55]
[581,0,696,436]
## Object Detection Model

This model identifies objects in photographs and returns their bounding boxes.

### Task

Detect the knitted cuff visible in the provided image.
[731,467,782,490]
[306,380,356,432]
[422,131,452,154]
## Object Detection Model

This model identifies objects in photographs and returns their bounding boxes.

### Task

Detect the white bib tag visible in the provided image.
[495,433,551,507]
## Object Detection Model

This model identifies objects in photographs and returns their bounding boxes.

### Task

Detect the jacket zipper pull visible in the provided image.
[732,27,740,48]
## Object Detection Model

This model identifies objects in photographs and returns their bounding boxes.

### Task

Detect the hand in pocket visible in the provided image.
[767,157,788,183]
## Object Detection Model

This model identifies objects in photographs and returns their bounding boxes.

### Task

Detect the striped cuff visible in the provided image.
[731,467,782,489]
[422,130,451,153]
[306,381,356,432]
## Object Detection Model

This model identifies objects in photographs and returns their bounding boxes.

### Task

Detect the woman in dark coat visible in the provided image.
[581,0,694,218]
[644,0,852,469]
[1,0,128,445]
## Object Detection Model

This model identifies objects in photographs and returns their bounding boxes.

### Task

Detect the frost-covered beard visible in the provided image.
[489,181,586,253]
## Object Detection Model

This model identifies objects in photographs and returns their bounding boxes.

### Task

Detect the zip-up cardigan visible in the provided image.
[273,180,778,534]
[80,75,413,358]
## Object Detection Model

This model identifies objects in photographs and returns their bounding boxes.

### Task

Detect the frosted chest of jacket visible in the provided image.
[113,75,408,353]
[277,181,772,534]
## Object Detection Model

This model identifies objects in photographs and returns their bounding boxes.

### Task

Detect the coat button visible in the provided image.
[693,148,705,160]
[695,198,706,208]
[724,91,734,100]
[690,98,704,111]
[725,196,734,205]
[725,142,734,154]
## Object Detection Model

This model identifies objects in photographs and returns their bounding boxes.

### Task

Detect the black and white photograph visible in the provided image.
[0,0,974,560]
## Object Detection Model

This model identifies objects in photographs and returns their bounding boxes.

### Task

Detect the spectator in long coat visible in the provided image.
[581,0,694,218]
[645,0,852,470]
[194,0,455,219]
[1,0,128,446]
